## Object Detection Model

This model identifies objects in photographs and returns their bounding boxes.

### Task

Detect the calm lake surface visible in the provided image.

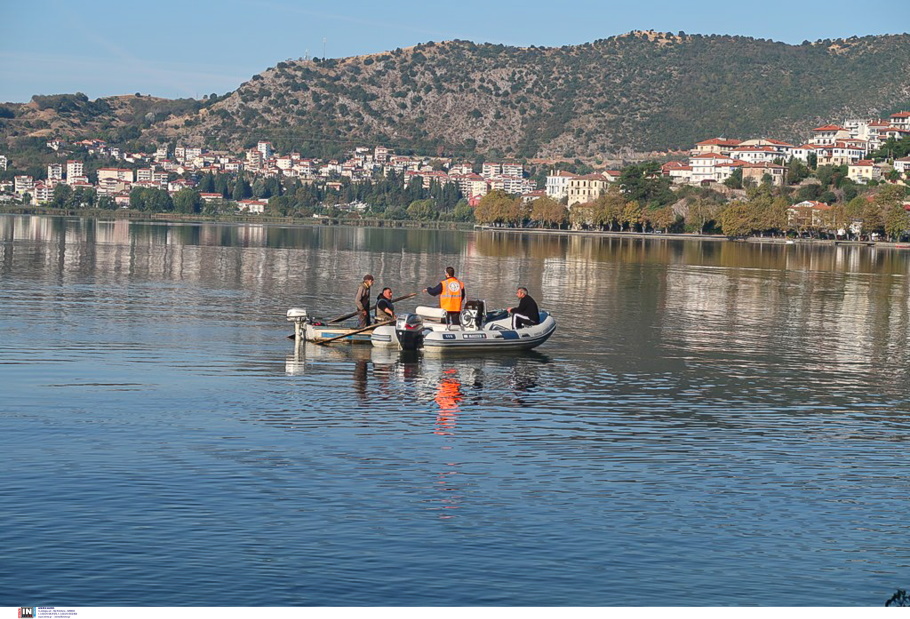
[2,214,909,606]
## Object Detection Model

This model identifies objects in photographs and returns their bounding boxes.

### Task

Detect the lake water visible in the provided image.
[2,214,909,606]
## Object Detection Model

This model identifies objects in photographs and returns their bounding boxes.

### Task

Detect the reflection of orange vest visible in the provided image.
[439,277,464,312]
[435,378,462,412]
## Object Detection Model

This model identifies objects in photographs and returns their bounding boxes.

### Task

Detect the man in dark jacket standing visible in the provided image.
[507,287,540,329]
[355,274,374,327]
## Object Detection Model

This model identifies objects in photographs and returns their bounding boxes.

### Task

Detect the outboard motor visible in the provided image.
[395,313,425,351]
[460,299,486,330]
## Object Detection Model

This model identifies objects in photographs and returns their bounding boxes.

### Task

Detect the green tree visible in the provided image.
[621,200,643,231]
[173,188,202,214]
[51,183,73,208]
[619,161,675,207]
[474,190,518,225]
[593,187,625,230]
[407,199,436,220]
[130,187,173,212]
[787,158,810,184]
[649,205,679,232]
[723,167,743,189]
[883,205,910,241]
[719,201,755,237]
[452,200,474,222]
[686,198,722,233]
[569,201,597,229]
[232,175,252,201]
[529,196,567,228]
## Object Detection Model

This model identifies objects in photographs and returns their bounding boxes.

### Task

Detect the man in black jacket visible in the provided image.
[507,287,540,329]
[375,287,396,322]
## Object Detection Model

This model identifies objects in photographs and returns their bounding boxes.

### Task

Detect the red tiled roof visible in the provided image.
[696,138,742,146]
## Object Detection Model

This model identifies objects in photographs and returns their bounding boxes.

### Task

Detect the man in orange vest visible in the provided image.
[424,266,465,325]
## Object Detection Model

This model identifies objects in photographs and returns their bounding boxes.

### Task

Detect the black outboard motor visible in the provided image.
[460,299,485,330]
[395,313,425,351]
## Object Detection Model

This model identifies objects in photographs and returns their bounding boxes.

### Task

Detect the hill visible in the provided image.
[2,32,910,160]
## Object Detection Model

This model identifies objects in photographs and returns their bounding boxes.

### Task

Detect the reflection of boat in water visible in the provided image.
[371,301,556,353]
[286,307,378,343]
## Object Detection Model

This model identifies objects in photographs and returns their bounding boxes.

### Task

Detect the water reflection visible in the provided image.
[434,369,462,436]
[6,214,910,605]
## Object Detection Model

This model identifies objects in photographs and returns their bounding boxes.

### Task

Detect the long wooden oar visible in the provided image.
[326,292,418,324]
[315,319,393,346]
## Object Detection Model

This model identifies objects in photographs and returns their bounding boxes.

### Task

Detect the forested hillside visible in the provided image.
[2,32,909,159]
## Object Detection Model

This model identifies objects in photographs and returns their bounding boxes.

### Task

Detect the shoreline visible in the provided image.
[3,207,908,249]
[474,225,909,249]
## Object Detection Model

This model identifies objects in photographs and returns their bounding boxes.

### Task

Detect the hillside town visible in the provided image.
[2,111,909,231]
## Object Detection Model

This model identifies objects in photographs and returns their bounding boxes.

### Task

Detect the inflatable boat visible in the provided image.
[371,300,556,353]
[286,308,378,343]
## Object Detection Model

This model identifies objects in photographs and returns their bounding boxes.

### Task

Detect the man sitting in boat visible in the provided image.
[423,266,465,325]
[355,274,374,328]
[507,287,540,329]
[375,287,396,322]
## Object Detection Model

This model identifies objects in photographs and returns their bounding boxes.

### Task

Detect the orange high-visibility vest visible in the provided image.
[439,276,464,312]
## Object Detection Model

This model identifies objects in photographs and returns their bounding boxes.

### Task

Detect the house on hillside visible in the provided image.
[741,162,788,187]
[890,111,910,130]
[730,145,780,164]
[809,125,852,146]
[689,153,740,184]
[661,161,692,184]
[691,138,742,156]
[847,159,885,184]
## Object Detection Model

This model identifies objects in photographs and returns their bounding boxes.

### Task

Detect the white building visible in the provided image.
[730,146,780,164]
[47,163,64,181]
[545,170,575,201]
[257,141,273,160]
[689,153,738,184]
[481,162,502,178]
[14,175,35,195]
[66,160,84,182]
[809,124,851,146]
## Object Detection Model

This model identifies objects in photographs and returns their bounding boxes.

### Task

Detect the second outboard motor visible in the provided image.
[460,299,485,330]
[395,313,425,351]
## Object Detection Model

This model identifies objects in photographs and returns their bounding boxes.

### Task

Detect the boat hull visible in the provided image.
[286,307,376,343]
[371,312,556,353]
[304,323,375,344]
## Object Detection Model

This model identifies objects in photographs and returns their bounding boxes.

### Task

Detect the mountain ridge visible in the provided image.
[2,32,909,160]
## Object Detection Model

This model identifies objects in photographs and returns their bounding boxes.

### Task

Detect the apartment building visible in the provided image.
[566,173,611,207]
[66,160,84,181]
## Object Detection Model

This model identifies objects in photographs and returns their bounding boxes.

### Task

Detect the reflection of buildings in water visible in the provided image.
[662,261,910,370]
[237,224,266,247]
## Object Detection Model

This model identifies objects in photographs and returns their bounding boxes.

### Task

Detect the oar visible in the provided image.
[326,292,418,324]
[315,319,393,346]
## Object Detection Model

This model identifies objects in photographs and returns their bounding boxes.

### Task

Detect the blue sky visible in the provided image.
[1,0,905,103]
